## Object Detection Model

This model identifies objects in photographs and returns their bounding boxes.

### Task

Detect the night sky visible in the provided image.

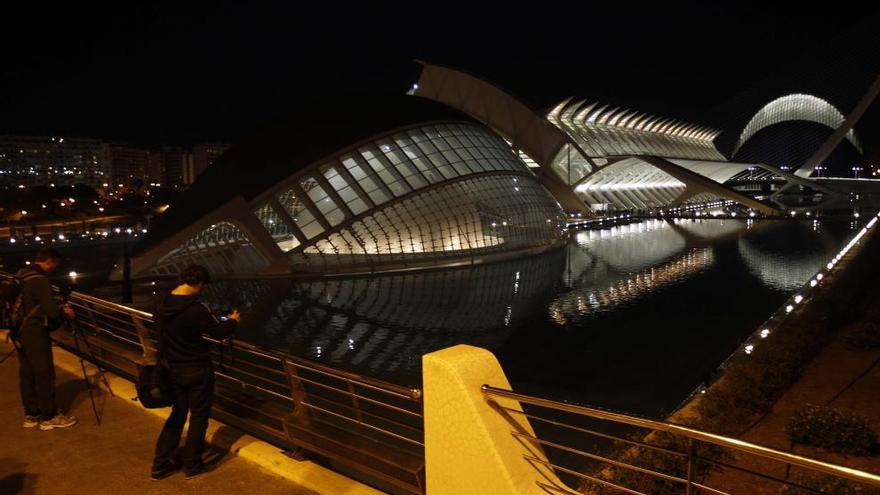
[2,2,878,155]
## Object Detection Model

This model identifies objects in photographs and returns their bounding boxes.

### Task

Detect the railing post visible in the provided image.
[347,380,365,424]
[686,438,695,495]
[282,360,311,422]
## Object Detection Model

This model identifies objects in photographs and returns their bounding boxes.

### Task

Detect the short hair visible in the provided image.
[179,265,211,286]
[34,248,63,263]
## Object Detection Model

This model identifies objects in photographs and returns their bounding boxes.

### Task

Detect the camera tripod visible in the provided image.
[67,318,115,426]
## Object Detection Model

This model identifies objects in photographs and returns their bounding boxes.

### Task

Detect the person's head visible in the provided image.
[178,265,211,294]
[34,248,63,274]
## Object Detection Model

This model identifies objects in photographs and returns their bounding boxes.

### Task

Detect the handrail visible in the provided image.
[483,384,880,489]
[3,273,428,493]
[286,357,422,401]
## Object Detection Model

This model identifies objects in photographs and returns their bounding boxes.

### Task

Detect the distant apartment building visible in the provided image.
[163,149,194,188]
[0,135,110,188]
[1,135,227,189]
[189,143,229,184]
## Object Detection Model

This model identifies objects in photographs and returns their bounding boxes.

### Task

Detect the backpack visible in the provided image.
[0,272,43,339]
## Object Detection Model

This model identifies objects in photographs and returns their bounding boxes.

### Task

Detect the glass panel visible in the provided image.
[277,187,321,239]
[301,175,344,227]
[253,203,300,252]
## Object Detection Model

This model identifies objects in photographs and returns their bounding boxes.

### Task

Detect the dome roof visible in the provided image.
[136,94,475,256]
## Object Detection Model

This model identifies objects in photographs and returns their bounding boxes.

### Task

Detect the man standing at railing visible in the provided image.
[151,264,239,481]
[14,248,78,430]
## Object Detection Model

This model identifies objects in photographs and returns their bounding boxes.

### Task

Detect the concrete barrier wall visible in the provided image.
[422,344,563,495]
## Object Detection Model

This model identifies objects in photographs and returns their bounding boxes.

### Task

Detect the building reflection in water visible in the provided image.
[550,247,714,325]
[198,218,851,393]
[201,251,565,386]
[737,221,839,291]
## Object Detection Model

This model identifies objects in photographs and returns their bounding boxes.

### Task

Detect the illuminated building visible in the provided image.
[0,135,110,188]
[115,95,567,279]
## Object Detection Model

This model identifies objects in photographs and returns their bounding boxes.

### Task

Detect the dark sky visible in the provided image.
[2,2,878,151]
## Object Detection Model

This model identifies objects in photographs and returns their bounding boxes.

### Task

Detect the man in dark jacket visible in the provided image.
[151,265,238,480]
[16,248,77,430]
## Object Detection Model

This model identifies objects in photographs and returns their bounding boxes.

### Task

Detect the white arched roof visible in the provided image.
[733,94,863,156]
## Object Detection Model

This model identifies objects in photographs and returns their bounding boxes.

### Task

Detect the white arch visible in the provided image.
[733,94,863,157]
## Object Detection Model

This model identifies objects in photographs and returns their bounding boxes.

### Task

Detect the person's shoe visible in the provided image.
[38,413,78,430]
[150,460,181,481]
[184,461,218,480]
[23,415,40,428]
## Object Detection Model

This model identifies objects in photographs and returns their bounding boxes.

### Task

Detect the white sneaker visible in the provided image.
[39,413,78,430]
[23,415,40,428]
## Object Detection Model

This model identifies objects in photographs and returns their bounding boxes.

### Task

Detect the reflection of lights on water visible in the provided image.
[550,248,713,324]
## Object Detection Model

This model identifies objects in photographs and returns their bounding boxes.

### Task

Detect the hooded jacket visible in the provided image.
[155,293,236,366]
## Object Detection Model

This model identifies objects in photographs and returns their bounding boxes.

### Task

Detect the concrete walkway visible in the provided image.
[740,332,880,473]
[701,328,880,494]
[0,336,377,495]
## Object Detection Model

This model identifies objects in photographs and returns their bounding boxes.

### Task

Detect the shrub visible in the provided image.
[846,321,880,351]
[786,404,877,455]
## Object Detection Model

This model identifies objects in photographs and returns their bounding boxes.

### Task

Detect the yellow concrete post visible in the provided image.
[422,344,564,495]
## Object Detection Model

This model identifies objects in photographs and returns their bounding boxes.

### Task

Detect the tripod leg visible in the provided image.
[72,328,103,425]
[79,356,102,426]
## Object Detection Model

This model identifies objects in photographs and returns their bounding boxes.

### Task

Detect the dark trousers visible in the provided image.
[17,326,57,420]
[153,364,214,469]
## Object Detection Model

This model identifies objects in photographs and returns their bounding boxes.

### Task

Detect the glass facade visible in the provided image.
[290,174,565,270]
[254,202,300,251]
[143,121,566,277]
[260,122,563,271]
[151,222,270,276]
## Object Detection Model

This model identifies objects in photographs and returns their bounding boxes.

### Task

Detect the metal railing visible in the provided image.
[483,385,880,495]
[0,272,426,494]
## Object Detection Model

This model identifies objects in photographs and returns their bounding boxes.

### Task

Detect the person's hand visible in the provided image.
[228,309,241,322]
[63,305,76,320]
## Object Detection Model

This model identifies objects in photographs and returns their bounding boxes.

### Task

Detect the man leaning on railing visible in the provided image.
[150,264,239,481]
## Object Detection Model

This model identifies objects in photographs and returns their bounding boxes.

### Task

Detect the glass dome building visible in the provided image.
[118,95,567,279]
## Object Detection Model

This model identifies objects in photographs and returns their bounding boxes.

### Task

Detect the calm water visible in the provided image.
[191,218,854,417]
[0,218,856,417]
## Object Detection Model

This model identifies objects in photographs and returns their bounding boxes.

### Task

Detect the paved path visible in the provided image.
[0,337,319,495]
